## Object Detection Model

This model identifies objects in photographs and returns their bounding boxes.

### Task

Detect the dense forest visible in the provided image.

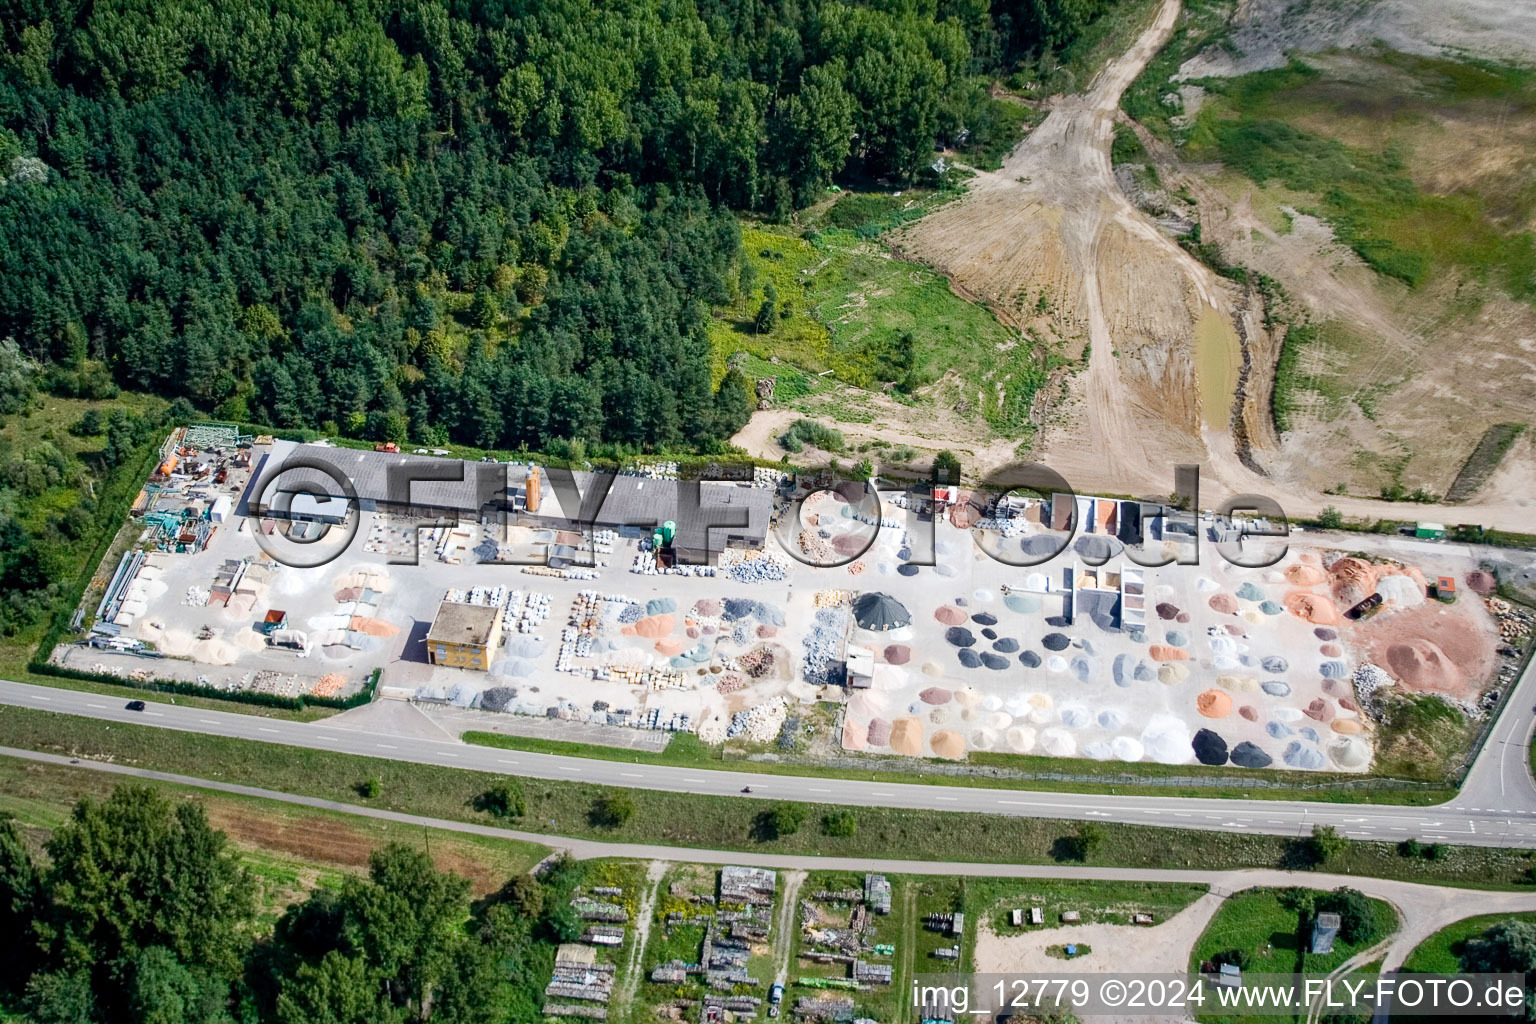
[0,785,593,1024]
[0,0,1118,456]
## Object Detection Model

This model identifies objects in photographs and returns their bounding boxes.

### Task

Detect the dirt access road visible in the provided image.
[752,0,1536,532]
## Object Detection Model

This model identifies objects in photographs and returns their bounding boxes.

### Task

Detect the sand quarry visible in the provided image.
[835,522,1499,772]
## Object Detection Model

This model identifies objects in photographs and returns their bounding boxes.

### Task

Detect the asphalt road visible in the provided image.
[5,672,1536,849]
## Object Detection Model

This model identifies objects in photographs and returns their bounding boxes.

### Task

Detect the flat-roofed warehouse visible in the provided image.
[242,441,773,560]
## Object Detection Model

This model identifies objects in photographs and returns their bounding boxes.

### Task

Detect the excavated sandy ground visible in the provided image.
[737,0,1536,533]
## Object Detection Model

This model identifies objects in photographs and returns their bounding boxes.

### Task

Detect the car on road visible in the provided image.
[125,700,146,712]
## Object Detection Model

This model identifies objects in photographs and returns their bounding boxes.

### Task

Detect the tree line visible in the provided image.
[0,0,1117,455]
[0,785,588,1024]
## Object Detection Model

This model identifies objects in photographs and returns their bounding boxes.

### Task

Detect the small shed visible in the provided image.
[1029,907,1043,925]
[949,913,964,937]
[1311,912,1341,955]
[1415,521,1447,540]
[1218,964,1242,989]
[1010,909,1023,927]
[1060,911,1081,923]
[846,645,875,689]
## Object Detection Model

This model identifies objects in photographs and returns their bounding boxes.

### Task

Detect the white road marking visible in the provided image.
[621,772,642,778]
[377,744,398,750]
[87,703,106,709]
[199,718,217,725]
[259,727,279,734]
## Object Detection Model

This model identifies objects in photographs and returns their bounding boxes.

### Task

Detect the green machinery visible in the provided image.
[651,520,677,566]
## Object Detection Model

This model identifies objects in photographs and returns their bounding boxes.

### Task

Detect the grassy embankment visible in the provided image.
[2,709,1532,888]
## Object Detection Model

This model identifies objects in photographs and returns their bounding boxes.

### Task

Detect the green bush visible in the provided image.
[823,810,857,837]
[589,792,635,829]
[780,419,844,453]
[765,804,805,839]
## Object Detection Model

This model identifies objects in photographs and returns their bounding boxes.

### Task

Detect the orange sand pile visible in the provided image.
[1148,644,1189,662]
[633,614,674,638]
[655,638,684,656]
[1385,639,1466,694]
[1196,690,1232,718]
[930,729,966,759]
[1284,592,1340,625]
[841,718,868,750]
[1330,557,1377,607]
[1284,564,1326,586]
[889,717,923,756]
[934,606,967,625]
[1331,719,1363,734]
[348,616,398,637]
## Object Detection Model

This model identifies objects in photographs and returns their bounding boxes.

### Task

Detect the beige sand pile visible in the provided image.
[234,630,266,652]
[1006,726,1037,752]
[1158,663,1190,685]
[159,629,193,656]
[889,717,923,755]
[1216,674,1259,693]
[841,718,868,750]
[953,686,982,708]
[192,638,237,665]
[921,661,944,677]
[930,728,966,759]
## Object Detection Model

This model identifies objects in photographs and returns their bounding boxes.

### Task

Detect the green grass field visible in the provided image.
[1400,912,1536,973]
[461,729,1455,806]
[2,709,1533,888]
[1190,887,1399,1023]
[712,205,1050,438]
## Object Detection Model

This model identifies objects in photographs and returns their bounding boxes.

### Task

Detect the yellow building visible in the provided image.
[425,599,503,671]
